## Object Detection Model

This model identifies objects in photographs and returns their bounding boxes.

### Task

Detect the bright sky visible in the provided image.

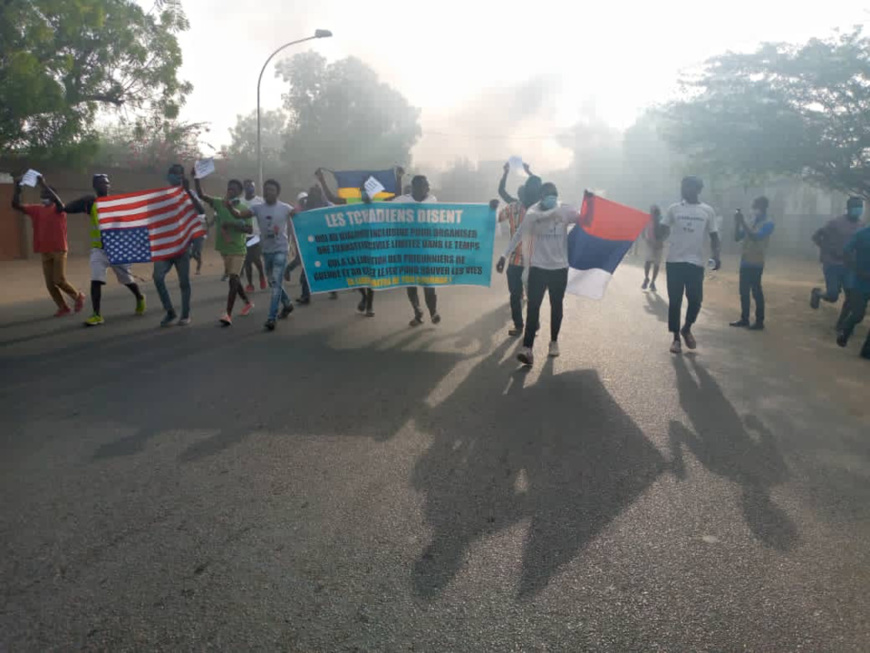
[175,0,867,172]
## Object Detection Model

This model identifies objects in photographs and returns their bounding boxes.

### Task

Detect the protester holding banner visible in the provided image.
[241,180,268,293]
[292,184,334,304]
[497,182,578,366]
[194,176,254,326]
[497,162,542,336]
[151,165,204,327]
[395,174,441,327]
[661,177,721,354]
[62,174,146,326]
[10,174,86,317]
[226,179,295,331]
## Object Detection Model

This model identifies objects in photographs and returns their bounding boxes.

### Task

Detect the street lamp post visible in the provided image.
[257,29,332,190]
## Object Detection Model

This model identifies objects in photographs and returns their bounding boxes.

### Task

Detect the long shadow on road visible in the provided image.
[668,355,798,551]
[411,333,666,600]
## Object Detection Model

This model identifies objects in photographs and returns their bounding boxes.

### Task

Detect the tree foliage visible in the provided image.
[228,52,420,187]
[663,27,870,196]
[96,117,205,171]
[0,0,192,162]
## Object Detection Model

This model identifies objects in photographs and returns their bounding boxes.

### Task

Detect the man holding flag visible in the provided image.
[152,164,205,327]
[62,174,146,327]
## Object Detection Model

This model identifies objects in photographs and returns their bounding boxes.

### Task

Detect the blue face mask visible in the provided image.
[848,206,863,220]
[541,195,558,210]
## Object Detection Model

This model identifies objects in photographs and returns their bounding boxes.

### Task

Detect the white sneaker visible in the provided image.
[517,347,534,366]
[670,340,682,354]
[548,341,560,357]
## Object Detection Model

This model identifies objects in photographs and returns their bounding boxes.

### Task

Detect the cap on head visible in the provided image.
[297,191,309,202]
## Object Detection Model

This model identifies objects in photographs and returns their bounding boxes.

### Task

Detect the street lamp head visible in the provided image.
[315,29,333,38]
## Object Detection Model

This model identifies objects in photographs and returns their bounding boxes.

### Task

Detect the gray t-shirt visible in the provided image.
[251,201,293,254]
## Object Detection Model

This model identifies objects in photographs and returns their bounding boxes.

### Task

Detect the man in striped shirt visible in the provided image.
[497,162,542,336]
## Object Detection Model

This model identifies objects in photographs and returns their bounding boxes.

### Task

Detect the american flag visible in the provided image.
[97,186,205,264]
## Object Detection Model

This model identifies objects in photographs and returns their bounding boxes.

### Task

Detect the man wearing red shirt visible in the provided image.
[11,175,85,317]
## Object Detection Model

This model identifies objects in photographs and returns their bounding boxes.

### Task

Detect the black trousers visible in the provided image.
[667,262,704,334]
[407,287,437,317]
[243,242,265,286]
[506,264,525,329]
[739,266,765,323]
[358,288,374,312]
[524,267,568,348]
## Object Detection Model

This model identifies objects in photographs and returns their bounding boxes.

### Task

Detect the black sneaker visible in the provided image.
[642,279,649,290]
[836,330,849,347]
[296,296,311,305]
[279,304,294,319]
[365,311,375,318]
[431,313,441,325]
[409,313,424,327]
[508,327,523,337]
[729,319,750,327]
[357,298,366,313]
[264,319,276,331]
[810,288,821,310]
[748,322,765,331]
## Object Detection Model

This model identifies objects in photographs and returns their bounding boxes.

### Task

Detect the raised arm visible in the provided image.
[182,174,205,214]
[315,168,345,205]
[192,170,218,210]
[498,162,516,204]
[10,177,25,213]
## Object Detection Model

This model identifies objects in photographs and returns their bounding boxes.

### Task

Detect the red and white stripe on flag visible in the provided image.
[96,186,205,261]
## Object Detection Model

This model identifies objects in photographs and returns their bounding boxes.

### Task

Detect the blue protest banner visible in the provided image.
[292,203,495,293]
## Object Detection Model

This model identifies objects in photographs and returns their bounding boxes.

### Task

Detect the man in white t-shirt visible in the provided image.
[661,176,721,354]
[241,179,267,293]
[395,175,441,327]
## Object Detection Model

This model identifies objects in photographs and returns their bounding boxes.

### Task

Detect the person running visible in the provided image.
[395,174,441,326]
[62,174,146,326]
[642,205,667,292]
[810,197,864,331]
[729,198,775,331]
[660,176,721,354]
[194,176,254,326]
[496,182,577,366]
[497,161,542,336]
[10,174,86,317]
[226,179,295,331]
[241,179,267,293]
[836,223,870,359]
[152,165,205,327]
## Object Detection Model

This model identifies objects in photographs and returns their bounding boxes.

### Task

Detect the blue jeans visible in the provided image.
[153,251,191,318]
[263,251,291,320]
[822,264,848,301]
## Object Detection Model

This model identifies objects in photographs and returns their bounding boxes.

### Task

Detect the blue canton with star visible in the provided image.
[102,227,152,264]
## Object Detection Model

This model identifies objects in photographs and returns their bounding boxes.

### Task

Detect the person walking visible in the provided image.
[10,174,85,316]
[194,176,254,326]
[496,182,577,366]
[226,179,295,331]
[241,179,267,293]
[62,173,146,326]
[661,176,721,354]
[729,197,775,331]
[497,161,542,337]
[152,164,204,327]
[642,205,667,292]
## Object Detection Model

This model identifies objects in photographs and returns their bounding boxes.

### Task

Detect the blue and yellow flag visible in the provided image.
[330,169,399,203]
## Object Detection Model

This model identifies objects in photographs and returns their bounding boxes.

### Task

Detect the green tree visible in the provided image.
[0,0,191,162]
[96,117,205,171]
[663,27,870,196]
[225,108,288,174]
[276,52,420,182]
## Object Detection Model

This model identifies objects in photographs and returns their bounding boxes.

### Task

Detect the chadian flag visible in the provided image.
[567,191,650,300]
[97,186,205,264]
[329,169,399,202]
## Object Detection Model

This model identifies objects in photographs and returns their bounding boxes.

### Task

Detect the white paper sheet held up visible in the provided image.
[508,156,524,173]
[194,158,215,179]
[363,176,386,198]
[21,169,41,187]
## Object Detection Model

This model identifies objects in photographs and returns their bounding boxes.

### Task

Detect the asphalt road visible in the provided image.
[1,265,868,652]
